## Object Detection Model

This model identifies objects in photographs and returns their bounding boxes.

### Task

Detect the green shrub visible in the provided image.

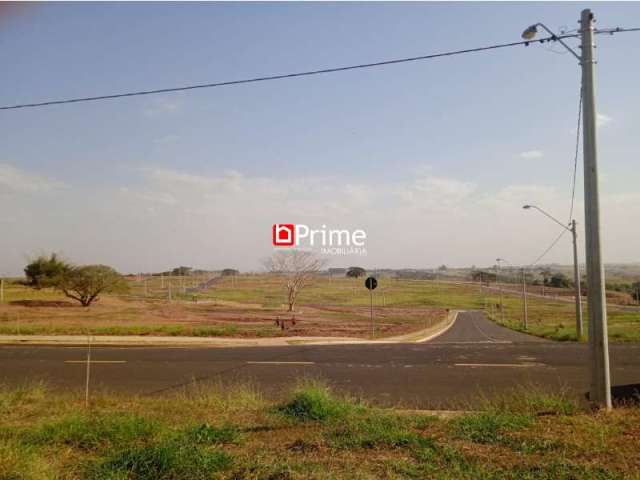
[279,382,359,422]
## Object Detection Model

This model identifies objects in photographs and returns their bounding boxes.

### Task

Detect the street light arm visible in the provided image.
[533,23,582,61]
[526,205,572,232]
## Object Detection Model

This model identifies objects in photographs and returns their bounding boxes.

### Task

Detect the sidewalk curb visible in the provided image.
[0,312,459,348]
[415,310,459,343]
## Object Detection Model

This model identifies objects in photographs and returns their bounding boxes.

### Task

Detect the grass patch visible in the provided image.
[327,412,433,450]
[26,414,159,451]
[0,383,637,479]
[87,440,233,480]
[278,381,362,422]
[453,411,532,444]
[181,423,240,445]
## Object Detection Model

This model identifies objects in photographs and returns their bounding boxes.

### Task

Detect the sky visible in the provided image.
[0,1,639,275]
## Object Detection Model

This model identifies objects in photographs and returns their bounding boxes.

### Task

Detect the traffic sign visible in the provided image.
[365,276,377,291]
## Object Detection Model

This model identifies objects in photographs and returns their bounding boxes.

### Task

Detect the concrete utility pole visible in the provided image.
[581,8,611,409]
[521,268,528,330]
[496,259,507,323]
[523,207,583,340]
[571,220,584,340]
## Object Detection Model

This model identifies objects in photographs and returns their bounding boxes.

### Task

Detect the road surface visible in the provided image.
[1,311,638,408]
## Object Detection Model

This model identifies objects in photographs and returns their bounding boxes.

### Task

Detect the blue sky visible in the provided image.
[1,2,639,274]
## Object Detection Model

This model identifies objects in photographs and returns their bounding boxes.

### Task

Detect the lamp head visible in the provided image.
[521,24,538,40]
[523,205,532,209]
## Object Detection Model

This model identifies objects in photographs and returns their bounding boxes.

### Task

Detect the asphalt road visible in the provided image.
[1,311,639,408]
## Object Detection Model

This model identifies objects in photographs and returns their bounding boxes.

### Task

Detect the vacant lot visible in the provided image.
[0,381,638,479]
[484,285,640,342]
[1,275,638,341]
[0,276,448,339]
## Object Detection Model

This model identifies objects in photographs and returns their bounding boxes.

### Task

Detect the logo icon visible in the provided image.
[272,224,295,246]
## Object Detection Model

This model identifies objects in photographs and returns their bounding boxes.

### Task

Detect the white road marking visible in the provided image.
[454,363,545,368]
[246,361,315,365]
[64,360,127,364]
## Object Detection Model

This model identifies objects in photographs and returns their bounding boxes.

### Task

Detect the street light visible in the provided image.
[522,10,611,409]
[496,257,528,330]
[495,258,512,323]
[520,23,581,61]
[523,205,583,340]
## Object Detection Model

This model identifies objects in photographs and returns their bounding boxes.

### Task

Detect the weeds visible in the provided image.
[87,440,233,480]
[0,383,635,480]
[453,411,532,444]
[278,381,362,422]
[26,414,159,451]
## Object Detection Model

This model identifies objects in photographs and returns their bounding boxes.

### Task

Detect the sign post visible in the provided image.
[364,276,378,338]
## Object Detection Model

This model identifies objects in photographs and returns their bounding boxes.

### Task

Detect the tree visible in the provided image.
[56,265,129,307]
[171,266,192,276]
[346,266,366,278]
[221,269,239,277]
[264,251,326,312]
[547,273,571,289]
[24,253,70,289]
[438,264,448,272]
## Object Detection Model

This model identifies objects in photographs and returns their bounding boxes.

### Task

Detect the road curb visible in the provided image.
[0,313,459,348]
[415,310,459,343]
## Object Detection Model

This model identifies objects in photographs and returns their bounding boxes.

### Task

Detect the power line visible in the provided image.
[1,25,637,112]
[568,84,583,223]
[529,229,569,267]
[0,34,579,111]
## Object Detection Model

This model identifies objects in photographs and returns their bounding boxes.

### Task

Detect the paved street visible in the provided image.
[1,311,639,408]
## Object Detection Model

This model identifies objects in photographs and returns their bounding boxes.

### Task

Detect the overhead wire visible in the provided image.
[568,84,583,223]
[0,33,580,111]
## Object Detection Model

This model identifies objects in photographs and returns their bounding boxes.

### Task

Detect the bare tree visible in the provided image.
[264,250,326,312]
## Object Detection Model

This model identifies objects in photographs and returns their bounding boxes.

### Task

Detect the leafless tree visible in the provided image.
[264,250,326,312]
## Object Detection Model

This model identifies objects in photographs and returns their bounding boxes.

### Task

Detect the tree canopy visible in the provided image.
[56,265,129,307]
[346,267,366,278]
[24,253,70,289]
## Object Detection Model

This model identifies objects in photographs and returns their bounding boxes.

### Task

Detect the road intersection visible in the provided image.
[1,311,638,408]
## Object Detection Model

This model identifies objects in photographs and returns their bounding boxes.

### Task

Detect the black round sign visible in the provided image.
[364,277,377,290]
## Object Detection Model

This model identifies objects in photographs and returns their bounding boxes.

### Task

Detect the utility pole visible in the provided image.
[495,263,504,323]
[0,278,4,303]
[571,220,584,339]
[581,8,611,409]
[521,268,528,330]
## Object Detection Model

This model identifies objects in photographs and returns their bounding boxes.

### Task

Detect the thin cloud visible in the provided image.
[597,113,612,127]
[0,163,65,193]
[519,150,544,159]
[143,98,182,117]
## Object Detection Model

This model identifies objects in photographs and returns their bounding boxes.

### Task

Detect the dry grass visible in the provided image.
[0,277,447,339]
[0,381,637,479]
[2,275,638,341]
